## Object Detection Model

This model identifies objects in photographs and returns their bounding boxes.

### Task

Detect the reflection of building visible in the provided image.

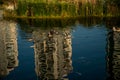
[33,29,72,80]
[107,28,120,80]
[0,21,18,76]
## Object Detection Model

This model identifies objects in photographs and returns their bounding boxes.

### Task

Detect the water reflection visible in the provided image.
[0,20,18,77]
[18,18,107,80]
[32,28,72,80]
[1,18,120,80]
[107,26,120,80]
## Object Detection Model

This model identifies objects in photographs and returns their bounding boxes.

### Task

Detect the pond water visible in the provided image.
[0,18,120,80]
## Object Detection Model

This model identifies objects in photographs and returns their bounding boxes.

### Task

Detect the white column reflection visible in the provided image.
[0,20,18,76]
[107,27,120,80]
[32,28,73,80]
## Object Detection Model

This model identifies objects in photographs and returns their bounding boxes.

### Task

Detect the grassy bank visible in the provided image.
[4,13,119,20]
[17,2,76,17]
[4,0,104,18]
[3,0,120,18]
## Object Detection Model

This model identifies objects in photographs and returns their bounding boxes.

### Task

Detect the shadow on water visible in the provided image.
[17,17,104,32]
[17,17,120,30]
[0,17,120,80]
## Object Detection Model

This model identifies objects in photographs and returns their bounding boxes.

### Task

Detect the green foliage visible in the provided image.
[16,1,77,17]
[0,0,3,5]
[106,0,120,6]
[105,0,120,16]
[4,0,120,17]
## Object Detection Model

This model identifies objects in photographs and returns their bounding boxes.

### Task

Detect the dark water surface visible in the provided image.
[0,18,120,80]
